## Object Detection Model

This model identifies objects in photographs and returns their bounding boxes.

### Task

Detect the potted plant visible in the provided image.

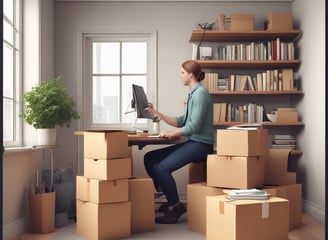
[21,77,80,145]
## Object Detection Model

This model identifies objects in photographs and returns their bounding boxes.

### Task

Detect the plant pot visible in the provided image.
[36,128,57,146]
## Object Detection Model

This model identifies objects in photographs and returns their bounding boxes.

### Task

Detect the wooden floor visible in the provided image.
[288,215,325,240]
[14,214,324,240]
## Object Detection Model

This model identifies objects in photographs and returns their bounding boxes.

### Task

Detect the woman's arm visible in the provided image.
[145,103,178,127]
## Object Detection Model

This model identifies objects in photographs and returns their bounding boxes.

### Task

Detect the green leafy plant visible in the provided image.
[21,77,80,129]
[153,116,161,122]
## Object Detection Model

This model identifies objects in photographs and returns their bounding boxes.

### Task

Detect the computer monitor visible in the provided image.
[131,84,153,119]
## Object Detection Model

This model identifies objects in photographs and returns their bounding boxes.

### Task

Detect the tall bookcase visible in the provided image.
[189,30,303,156]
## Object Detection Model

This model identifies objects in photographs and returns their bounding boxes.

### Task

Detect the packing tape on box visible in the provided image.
[219,201,225,214]
[262,202,269,219]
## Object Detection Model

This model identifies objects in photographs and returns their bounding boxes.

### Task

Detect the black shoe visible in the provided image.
[156,203,169,213]
[155,202,186,224]
[154,192,164,199]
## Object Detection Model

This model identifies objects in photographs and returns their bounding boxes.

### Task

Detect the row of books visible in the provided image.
[217,39,295,61]
[202,73,219,91]
[272,134,297,150]
[213,103,264,123]
[204,69,296,92]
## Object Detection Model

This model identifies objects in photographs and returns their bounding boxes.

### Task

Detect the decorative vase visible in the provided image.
[36,128,57,146]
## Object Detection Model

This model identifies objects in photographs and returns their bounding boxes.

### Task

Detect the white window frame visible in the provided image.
[3,0,22,147]
[81,31,157,130]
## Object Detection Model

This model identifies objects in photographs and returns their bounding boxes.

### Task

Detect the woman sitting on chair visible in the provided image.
[144,60,214,224]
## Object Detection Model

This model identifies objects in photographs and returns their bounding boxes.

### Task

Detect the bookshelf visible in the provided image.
[189,29,303,152]
[189,30,302,42]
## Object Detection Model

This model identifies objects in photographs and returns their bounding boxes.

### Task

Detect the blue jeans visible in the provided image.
[144,140,213,205]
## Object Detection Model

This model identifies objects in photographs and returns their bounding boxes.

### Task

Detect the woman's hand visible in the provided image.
[159,129,182,139]
[145,103,158,116]
[159,131,172,139]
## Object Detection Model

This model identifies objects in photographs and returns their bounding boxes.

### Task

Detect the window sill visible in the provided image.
[4,145,56,154]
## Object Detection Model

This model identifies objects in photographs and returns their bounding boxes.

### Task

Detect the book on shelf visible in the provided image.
[273,139,297,145]
[204,69,297,92]
[272,144,296,150]
[274,134,295,140]
[203,72,219,91]
[213,103,264,123]
[272,134,297,150]
[216,38,295,61]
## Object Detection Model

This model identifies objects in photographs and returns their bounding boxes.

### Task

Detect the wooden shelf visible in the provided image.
[290,150,303,155]
[197,60,301,69]
[189,30,302,42]
[209,90,303,96]
[213,121,304,127]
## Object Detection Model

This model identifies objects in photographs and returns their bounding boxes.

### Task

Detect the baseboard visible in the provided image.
[3,218,27,240]
[303,199,325,224]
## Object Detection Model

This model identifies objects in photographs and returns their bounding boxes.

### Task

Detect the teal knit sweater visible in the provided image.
[176,83,214,145]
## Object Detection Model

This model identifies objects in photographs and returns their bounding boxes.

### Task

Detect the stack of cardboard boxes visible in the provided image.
[76,131,154,240]
[187,127,302,239]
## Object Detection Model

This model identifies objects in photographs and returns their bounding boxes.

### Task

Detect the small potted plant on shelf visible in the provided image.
[21,77,80,146]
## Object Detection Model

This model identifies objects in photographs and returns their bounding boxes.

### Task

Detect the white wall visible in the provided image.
[3,0,55,239]
[54,1,293,198]
[292,0,325,223]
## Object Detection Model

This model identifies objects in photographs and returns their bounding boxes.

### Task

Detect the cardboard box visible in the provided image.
[129,177,155,233]
[187,183,225,235]
[206,195,289,240]
[287,172,297,185]
[266,12,293,30]
[76,200,131,240]
[265,149,293,185]
[263,184,302,229]
[76,176,128,204]
[276,111,298,122]
[217,128,268,156]
[84,158,132,180]
[84,131,129,159]
[207,154,264,189]
[28,191,56,234]
[230,14,255,31]
[189,162,206,184]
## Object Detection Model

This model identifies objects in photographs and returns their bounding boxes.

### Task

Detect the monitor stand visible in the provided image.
[132,117,148,133]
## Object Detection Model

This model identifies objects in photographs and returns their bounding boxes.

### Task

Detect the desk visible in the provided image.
[74,131,187,150]
[128,134,187,149]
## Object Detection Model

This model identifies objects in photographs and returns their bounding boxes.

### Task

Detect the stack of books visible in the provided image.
[227,189,270,200]
[218,78,229,91]
[272,134,297,150]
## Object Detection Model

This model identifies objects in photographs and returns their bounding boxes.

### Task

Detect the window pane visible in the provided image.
[122,42,147,74]
[121,76,147,123]
[4,20,14,45]
[93,76,120,124]
[3,44,14,98]
[93,42,120,74]
[3,98,14,142]
[4,0,14,23]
